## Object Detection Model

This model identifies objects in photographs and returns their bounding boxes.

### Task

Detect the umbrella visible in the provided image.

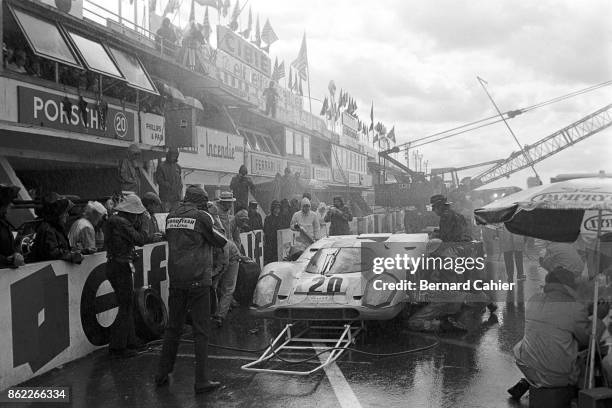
[474,176,612,388]
[475,177,612,242]
[153,80,186,103]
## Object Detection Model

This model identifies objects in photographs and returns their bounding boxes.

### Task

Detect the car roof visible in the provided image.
[309,233,429,249]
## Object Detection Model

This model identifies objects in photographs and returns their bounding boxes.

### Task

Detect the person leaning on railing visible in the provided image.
[156,17,178,55]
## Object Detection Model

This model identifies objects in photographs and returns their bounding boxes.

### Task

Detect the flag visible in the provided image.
[320,97,328,116]
[202,7,211,41]
[277,61,285,79]
[195,0,218,6]
[338,89,343,107]
[288,67,293,89]
[369,101,374,130]
[293,71,299,91]
[253,15,261,46]
[357,121,362,131]
[163,0,179,16]
[291,33,308,80]
[240,6,252,38]
[387,126,396,143]
[261,44,270,53]
[298,78,303,96]
[223,0,230,17]
[328,80,336,96]
[261,19,278,45]
[229,0,240,31]
[188,0,195,22]
[272,57,279,81]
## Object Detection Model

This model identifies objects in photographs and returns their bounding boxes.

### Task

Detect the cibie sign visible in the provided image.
[18,86,135,141]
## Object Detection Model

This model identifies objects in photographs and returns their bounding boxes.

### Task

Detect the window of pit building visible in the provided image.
[7,7,81,68]
[66,31,123,80]
[241,129,280,155]
[107,47,158,95]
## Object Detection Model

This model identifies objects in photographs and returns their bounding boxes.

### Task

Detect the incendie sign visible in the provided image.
[17,86,135,141]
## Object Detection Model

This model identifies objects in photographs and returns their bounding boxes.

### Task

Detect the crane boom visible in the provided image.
[472,104,612,186]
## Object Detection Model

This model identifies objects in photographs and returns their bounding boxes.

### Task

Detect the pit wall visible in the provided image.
[0,210,403,390]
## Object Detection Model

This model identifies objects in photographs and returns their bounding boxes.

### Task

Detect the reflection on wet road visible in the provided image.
[10,256,546,408]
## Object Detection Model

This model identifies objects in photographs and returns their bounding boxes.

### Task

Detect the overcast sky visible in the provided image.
[110,0,612,188]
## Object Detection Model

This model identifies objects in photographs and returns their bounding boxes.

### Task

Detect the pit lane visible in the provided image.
[7,257,543,408]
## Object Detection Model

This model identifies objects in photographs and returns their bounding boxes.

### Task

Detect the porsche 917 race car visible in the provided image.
[250,233,434,321]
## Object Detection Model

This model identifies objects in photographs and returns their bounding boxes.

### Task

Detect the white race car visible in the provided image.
[250,233,432,321]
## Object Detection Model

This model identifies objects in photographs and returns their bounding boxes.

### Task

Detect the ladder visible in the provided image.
[241,322,362,376]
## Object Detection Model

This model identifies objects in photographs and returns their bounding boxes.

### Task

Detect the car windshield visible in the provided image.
[304,247,374,275]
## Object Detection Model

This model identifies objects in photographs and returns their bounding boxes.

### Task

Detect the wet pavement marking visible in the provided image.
[316,344,363,408]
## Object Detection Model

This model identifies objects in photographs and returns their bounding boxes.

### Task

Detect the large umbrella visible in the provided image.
[474,176,612,388]
[474,177,612,242]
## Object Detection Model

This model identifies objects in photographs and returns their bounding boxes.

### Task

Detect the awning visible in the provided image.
[154,80,186,103]
[184,96,204,111]
[66,30,124,79]
[108,47,159,95]
[9,6,81,68]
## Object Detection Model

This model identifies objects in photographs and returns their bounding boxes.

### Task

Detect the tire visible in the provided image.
[134,287,168,341]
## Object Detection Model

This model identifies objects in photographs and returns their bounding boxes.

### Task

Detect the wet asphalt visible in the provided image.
[8,251,546,408]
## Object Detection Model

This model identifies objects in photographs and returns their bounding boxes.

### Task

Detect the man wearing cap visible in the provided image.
[68,201,107,254]
[156,186,227,393]
[509,267,608,405]
[0,184,24,268]
[229,165,255,212]
[290,198,320,250]
[155,147,183,212]
[30,193,83,264]
[430,194,471,243]
[247,201,263,231]
[217,192,239,243]
[104,194,148,358]
[119,144,142,195]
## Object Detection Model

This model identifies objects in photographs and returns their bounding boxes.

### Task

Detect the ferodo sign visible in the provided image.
[17,86,135,141]
[0,243,167,391]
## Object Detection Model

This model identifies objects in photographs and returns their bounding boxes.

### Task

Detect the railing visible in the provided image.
[83,1,179,59]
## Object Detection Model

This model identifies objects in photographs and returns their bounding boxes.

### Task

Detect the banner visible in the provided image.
[180,127,244,173]
[217,25,271,76]
[140,112,165,146]
[0,243,168,391]
[249,152,284,177]
[18,86,135,141]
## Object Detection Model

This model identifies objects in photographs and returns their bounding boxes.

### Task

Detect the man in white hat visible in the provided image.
[104,194,148,358]
[290,198,320,250]
[68,201,107,254]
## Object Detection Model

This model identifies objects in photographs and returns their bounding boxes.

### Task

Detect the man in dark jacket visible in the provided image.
[156,186,227,393]
[229,165,254,212]
[324,196,353,236]
[247,201,263,231]
[155,147,183,211]
[104,194,148,358]
[430,194,471,242]
[118,144,142,195]
[0,184,24,268]
[30,193,83,264]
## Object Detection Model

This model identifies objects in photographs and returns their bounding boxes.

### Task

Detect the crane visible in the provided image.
[429,159,506,189]
[471,103,612,187]
[378,104,612,191]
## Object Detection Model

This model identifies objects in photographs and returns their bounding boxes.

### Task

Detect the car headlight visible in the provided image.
[363,272,398,308]
[252,274,281,308]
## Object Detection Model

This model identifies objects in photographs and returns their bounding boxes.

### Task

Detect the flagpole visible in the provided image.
[305,36,313,129]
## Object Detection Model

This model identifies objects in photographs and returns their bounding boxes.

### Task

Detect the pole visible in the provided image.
[305,36,313,130]
[477,76,541,181]
[118,0,123,25]
[588,208,604,388]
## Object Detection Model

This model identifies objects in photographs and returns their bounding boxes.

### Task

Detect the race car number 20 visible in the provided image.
[296,277,345,295]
